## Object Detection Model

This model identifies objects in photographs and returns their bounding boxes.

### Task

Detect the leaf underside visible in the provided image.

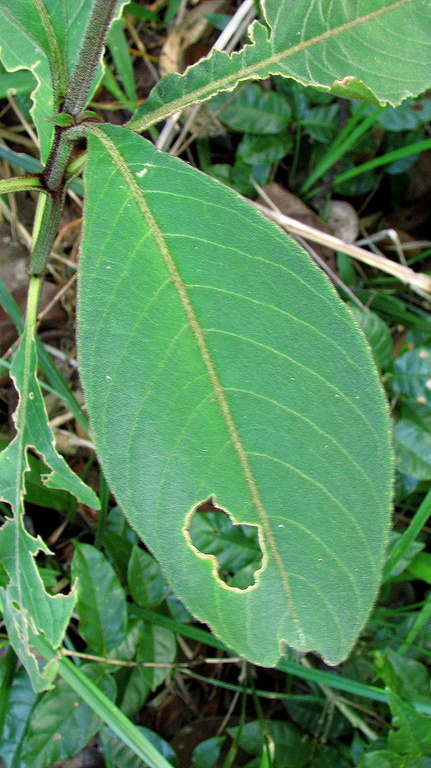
[78,124,392,666]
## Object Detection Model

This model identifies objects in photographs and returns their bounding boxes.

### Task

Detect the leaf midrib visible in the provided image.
[87,125,306,646]
[128,0,411,130]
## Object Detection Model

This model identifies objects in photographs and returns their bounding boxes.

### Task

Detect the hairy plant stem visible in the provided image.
[0,176,42,195]
[28,0,121,275]
[63,0,121,117]
[29,192,64,275]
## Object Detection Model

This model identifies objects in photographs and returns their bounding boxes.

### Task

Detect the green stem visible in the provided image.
[0,176,42,195]
[26,273,43,329]
[398,590,431,655]
[29,193,64,275]
[63,0,122,117]
[383,487,431,582]
[44,125,88,191]
[300,105,385,195]
[334,137,431,186]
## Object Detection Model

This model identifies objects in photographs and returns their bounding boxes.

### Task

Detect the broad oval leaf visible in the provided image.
[78,124,392,666]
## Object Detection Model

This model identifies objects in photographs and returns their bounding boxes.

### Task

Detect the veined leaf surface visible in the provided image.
[128,0,431,132]
[78,125,392,666]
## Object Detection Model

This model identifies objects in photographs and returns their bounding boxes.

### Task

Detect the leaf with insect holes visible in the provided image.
[128,0,431,133]
[0,314,99,692]
[78,124,392,667]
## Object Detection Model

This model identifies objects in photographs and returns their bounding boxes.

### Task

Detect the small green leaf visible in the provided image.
[193,737,226,768]
[228,721,311,768]
[237,132,293,165]
[45,112,75,126]
[107,621,150,718]
[102,505,139,581]
[357,752,414,768]
[24,452,77,512]
[392,418,431,480]
[128,547,168,608]
[377,98,431,132]
[100,725,178,768]
[393,348,431,407]
[300,104,340,143]
[384,531,424,579]
[348,305,393,372]
[208,84,292,134]
[388,691,431,756]
[374,649,430,700]
[72,542,128,655]
[20,665,116,768]
[137,625,176,691]
[188,508,263,588]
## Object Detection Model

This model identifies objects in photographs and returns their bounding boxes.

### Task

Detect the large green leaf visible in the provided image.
[78,124,392,667]
[128,0,431,132]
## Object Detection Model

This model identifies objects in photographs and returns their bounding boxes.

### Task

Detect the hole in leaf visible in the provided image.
[187,498,263,590]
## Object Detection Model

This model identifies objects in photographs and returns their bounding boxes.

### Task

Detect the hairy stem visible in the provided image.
[29,193,63,275]
[0,176,42,195]
[63,0,121,117]
[27,1,120,275]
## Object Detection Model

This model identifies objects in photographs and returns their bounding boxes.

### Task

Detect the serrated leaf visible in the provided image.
[72,542,128,654]
[78,124,392,666]
[128,0,431,133]
[0,288,99,691]
[20,664,116,768]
